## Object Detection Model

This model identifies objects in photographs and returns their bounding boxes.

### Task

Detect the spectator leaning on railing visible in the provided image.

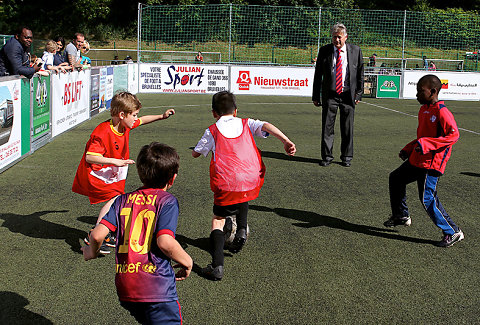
[65,32,85,70]
[0,26,42,78]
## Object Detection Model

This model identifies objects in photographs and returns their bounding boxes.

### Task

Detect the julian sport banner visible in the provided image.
[138,64,229,94]
[376,75,401,99]
[51,70,91,137]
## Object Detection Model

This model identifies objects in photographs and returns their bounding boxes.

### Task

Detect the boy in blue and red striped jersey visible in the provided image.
[385,74,464,247]
[192,91,296,280]
[83,142,192,325]
[73,92,175,254]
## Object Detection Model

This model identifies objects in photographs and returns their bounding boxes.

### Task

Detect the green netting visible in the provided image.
[138,4,480,72]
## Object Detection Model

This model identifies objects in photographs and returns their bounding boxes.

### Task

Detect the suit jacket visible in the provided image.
[312,43,364,105]
[0,37,36,78]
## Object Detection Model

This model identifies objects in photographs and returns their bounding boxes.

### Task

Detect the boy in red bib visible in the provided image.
[192,91,296,280]
[73,92,175,254]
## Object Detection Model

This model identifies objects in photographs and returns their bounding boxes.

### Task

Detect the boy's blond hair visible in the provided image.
[45,40,57,53]
[110,91,142,116]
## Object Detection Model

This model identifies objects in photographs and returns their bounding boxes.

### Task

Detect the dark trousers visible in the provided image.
[389,160,459,235]
[321,92,354,162]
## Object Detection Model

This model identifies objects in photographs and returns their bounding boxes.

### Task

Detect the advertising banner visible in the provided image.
[106,67,114,109]
[32,75,51,141]
[90,67,100,117]
[230,66,313,96]
[403,71,480,101]
[0,78,22,170]
[127,63,138,94]
[99,67,107,112]
[51,70,91,137]
[139,64,229,94]
[376,75,401,98]
[113,64,128,93]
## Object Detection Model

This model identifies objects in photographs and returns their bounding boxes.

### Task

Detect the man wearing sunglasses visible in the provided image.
[0,26,42,78]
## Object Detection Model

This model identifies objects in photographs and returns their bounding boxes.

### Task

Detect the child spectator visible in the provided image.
[428,61,436,71]
[41,40,67,74]
[80,40,91,68]
[82,142,192,324]
[385,74,463,247]
[73,92,175,254]
[192,91,296,280]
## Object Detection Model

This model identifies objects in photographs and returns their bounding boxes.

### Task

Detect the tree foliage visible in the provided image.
[0,0,478,40]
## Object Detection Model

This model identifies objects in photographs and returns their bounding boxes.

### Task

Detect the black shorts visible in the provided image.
[213,201,249,217]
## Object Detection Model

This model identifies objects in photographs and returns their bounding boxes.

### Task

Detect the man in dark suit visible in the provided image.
[312,23,364,167]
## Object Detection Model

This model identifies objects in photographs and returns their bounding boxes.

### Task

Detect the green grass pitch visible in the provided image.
[0,94,479,324]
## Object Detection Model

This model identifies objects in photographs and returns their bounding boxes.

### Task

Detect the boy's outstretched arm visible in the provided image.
[261,122,296,156]
[86,154,135,167]
[82,223,110,261]
[157,234,193,281]
[140,108,175,125]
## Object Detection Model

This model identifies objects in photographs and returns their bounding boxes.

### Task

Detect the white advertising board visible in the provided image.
[230,66,313,96]
[403,71,480,101]
[127,63,139,94]
[139,64,229,94]
[0,79,22,170]
[51,70,91,137]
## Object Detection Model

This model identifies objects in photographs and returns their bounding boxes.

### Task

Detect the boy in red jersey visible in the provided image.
[384,74,464,247]
[83,142,192,324]
[192,91,296,280]
[73,91,175,254]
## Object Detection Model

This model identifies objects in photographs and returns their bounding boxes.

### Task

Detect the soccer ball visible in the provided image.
[223,215,249,247]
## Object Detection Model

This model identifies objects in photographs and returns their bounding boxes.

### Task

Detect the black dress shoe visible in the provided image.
[341,161,351,167]
[319,160,331,167]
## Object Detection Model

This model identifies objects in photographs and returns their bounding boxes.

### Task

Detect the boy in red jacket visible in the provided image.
[192,91,296,280]
[384,74,463,247]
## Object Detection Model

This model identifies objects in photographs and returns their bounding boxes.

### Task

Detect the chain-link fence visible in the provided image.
[138,4,480,72]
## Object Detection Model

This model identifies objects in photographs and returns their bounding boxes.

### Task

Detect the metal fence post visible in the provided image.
[317,7,322,56]
[402,10,407,69]
[229,4,232,63]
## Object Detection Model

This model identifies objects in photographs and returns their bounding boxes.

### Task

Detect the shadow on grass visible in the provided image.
[260,150,321,164]
[0,210,85,253]
[77,215,98,225]
[460,172,480,178]
[250,205,437,245]
[0,291,53,324]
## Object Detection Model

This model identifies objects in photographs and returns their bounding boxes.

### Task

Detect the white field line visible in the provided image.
[143,100,480,135]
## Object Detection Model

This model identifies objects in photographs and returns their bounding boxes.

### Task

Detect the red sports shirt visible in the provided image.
[403,101,459,174]
[72,119,141,204]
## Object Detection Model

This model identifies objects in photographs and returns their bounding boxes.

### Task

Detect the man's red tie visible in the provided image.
[336,49,343,94]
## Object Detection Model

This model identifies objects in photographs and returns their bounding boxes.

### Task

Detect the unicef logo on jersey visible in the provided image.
[430,115,437,123]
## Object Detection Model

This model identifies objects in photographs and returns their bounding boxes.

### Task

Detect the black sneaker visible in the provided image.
[99,242,112,255]
[228,228,247,253]
[383,216,412,227]
[104,232,116,248]
[83,230,112,255]
[201,264,224,281]
[84,230,116,248]
[84,229,93,245]
[436,230,464,247]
